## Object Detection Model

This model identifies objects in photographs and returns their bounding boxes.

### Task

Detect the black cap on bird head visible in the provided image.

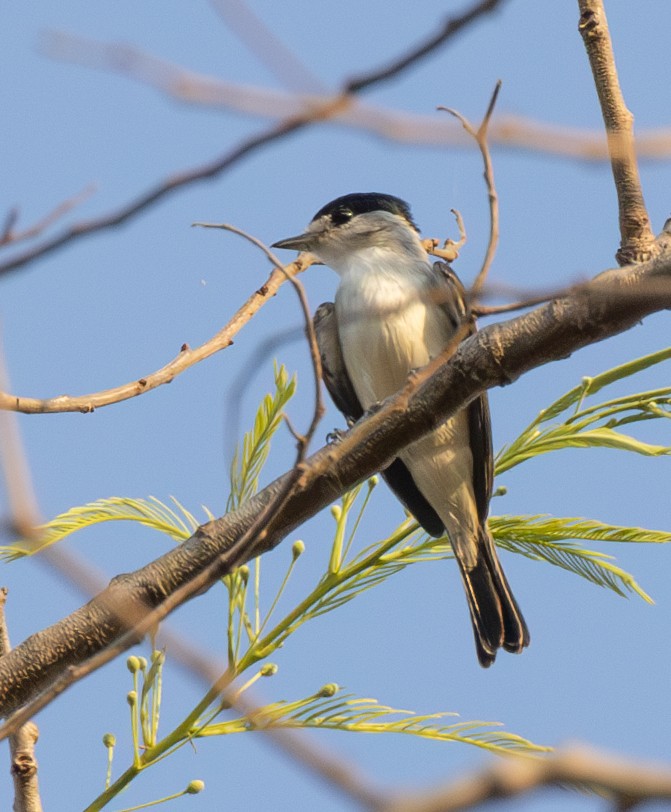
[311,193,419,232]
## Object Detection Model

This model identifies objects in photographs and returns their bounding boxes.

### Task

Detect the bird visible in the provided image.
[272,192,529,667]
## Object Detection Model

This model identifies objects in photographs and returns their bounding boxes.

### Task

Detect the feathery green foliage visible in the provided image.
[0,496,199,561]
[227,362,296,512]
[199,684,551,756]
[496,347,671,474]
[11,351,671,809]
[490,515,669,601]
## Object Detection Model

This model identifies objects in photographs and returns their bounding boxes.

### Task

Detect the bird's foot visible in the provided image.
[361,401,384,419]
[326,427,348,445]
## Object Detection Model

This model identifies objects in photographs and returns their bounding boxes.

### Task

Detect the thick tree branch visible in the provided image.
[0,231,669,723]
[578,0,656,264]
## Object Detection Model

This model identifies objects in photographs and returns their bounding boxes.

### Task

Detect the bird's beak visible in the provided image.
[271,232,314,252]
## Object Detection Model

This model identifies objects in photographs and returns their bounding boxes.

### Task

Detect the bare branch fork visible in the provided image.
[0,233,670,732]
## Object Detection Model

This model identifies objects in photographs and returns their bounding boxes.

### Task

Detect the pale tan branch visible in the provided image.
[0,591,43,812]
[43,31,671,163]
[0,231,669,732]
[0,253,315,414]
[380,746,671,811]
[578,0,655,265]
[0,346,41,536]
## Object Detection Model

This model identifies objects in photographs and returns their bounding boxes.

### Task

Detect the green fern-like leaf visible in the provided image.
[490,514,669,602]
[198,686,550,756]
[227,363,296,512]
[532,347,671,424]
[496,348,671,474]
[1,496,200,561]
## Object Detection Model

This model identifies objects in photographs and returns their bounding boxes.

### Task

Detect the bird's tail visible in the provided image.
[455,526,529,668]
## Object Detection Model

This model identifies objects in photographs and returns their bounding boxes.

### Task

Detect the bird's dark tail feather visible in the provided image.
[456,527,530,668]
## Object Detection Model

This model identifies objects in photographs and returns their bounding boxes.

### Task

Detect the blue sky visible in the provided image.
[2,2,671,810]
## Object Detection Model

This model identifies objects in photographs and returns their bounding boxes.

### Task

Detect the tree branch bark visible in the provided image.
[578,0,656,264]
[0,231,669,722]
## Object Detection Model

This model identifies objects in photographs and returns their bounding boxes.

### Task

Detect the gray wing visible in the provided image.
[314,302,444,537]
[430,262,494,524]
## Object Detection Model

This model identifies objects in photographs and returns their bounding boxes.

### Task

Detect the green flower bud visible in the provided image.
[260,663,278,677]
[102,733,116,748]
[330,505,342,520]
[186,780,205,794]
[238,565,250,583]
[292,539,305,559]
[318,683,339,697]
[126,690,138,707]
[126,656,141,673]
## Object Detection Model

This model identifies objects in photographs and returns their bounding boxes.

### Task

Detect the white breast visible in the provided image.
[333,246,478,552]
[334,248,451,409]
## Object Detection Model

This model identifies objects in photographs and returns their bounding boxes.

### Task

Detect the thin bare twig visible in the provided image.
[439,81,502,301]
[192,222,324,453]
[0,185,96,248]
[0,115,313,279]
[1,0,506,279]
[345,0,509,92]
[578,0,656,265]
[0,209,19,244]
[423,210,467,262]
[0,253,315,413]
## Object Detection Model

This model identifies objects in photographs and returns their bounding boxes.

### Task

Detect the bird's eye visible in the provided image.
[331,208,353,226]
